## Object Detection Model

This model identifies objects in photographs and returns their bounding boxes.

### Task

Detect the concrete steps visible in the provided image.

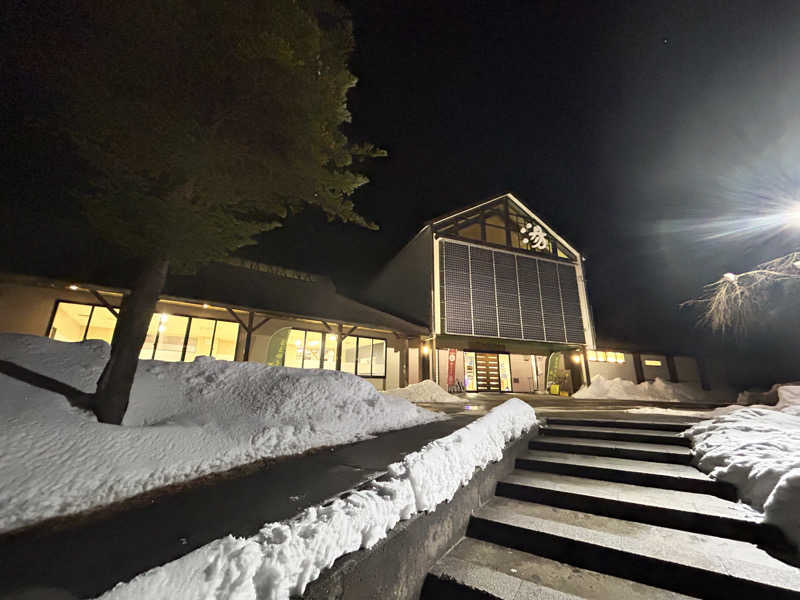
[423,536,695,599]
[424,416,800,599]
[517,449,737,500]
[542,424,693,446]
[529,435,694,465]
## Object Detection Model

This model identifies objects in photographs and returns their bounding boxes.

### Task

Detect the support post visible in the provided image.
[399,336,409,388]
[582,349,592,389]
[632,352,645,384]
[431,335,438,384]
[335,324,343,371]
[243,312,254,361]
[666,355,678,383]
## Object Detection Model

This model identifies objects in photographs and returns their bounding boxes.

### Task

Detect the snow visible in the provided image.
[97,398,537,600]
[574,374,710,402]
[384,379,464,403]
[685,386,800,550]
[0,334,444,533]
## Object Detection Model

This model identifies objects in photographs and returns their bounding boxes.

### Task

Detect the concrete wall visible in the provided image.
[363,228,434,328]
[302,431,534,600]
[588,354,637,382]
[641,353,670,381]
[674,356,700,383]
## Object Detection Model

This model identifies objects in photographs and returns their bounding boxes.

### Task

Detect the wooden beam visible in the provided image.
[89,289,119,316]
[226,307,248,329]
[251,316,271,333]
[343,325,358,338]
[243,312,254,361]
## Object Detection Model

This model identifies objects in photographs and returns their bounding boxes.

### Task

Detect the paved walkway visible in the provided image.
[424,416,800,599]
[0,416,476,599]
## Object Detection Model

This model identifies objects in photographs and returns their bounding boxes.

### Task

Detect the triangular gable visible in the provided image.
[431,193,579,260]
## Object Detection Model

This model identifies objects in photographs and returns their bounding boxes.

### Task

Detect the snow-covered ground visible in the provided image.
[97,398,537,600]
[574,374,710,402]
[384,379,464,403]
[685,386,800,550]
[0,334,444,533]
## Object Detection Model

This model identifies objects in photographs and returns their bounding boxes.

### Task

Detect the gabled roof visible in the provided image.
[428,192,582,258]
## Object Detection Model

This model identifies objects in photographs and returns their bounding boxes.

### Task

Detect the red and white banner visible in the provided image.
[447,348,457,387]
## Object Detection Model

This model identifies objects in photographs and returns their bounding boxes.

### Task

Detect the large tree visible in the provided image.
[8,0,384,423]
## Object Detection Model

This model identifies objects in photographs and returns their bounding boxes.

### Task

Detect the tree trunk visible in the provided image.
[92,257,169,424]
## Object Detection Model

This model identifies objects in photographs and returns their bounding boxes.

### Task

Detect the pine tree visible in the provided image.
[8,0,384,423]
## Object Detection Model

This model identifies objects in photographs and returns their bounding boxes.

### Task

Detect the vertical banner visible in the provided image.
[447,348,457,387]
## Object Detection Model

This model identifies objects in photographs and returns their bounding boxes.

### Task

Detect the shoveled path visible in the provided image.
[424,415,800,599]
[0,415,476,599]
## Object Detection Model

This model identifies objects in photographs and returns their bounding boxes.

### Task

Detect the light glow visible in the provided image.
[422,345,430,355]
[68,284,79,291]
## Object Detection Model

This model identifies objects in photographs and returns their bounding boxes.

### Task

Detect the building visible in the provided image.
[0,193,703,394]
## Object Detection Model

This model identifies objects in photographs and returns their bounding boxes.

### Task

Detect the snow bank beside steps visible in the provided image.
[574,374,709,402]
[0,334,443,533]
[99,398,537,600]
[684,386,800,551]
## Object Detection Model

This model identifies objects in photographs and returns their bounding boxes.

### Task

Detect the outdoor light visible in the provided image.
[723,272,737,282]
[422,345,430,355]
[68,284,78,290]
[202,303,209,309]
[570,354,581,364]
[160,313,169,323]
[158,325,165,333]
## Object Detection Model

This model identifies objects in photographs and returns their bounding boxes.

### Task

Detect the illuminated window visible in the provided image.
[587,350,597,361]
[644,359,662,367]
[341,336,357,373]
[284,329,306,368]
[596,351,606,362]
[49,302,92,342]
[498,354,512,392]
[323,333,338,370]
[85,307,117,344]
[456,223,482,241]
[48,301,238,362]
[485,225,506,245]
[587,350,626,364]
[184,318,215,362]
[616,352,625,363]
[153,315,189,361]
[464,352,477,391]
[303,331,323,369]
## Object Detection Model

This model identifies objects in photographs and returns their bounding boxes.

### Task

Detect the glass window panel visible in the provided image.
[510,231,522,249]
[616,352,625,363]
[498,354,512,392]
[456,223,481,240]
[464,352,477,391]
[587,350,597,361]
[284,329,306,368]
[485,213,505,226]
[485,225,506,245]
[183,318,214,362]
[265,328,290,366]
[557,246,568,259]
[49,302,92,342]
[85,306,117,344]
[357,337,373,376]
[341,336,357,373]
[644,359,662,367]
[211,321,239,361]
[323,333,338,370]
[154,315,189,362]
[139,315,162,359]
[303,331,323,369]
[371,339,386,376]
[596,351,606,362]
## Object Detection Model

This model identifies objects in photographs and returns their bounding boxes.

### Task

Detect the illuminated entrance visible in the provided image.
[464,351,512,392]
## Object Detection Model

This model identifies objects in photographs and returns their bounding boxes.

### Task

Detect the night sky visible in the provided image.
[5,1,800,387]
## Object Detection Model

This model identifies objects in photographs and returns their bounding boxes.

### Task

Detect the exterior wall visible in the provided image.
[674,356,701,383]
[641,353,670,381]
[0,280,404,390]
[510,354,535,393]
[435,348,465,391]
[588,353,637,382]
[408,347,420,384]
[363,228,434,328]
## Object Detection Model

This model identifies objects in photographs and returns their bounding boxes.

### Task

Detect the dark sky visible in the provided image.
[5,1,800,386]
[250,1,800,386]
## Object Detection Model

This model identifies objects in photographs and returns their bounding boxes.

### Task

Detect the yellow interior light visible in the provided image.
[587,350,597,361]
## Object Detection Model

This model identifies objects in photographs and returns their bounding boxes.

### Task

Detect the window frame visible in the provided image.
[280,327,388,379]
[46,300,241,362]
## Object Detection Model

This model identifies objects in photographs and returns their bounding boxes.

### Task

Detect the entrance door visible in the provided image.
[475,352,501,391]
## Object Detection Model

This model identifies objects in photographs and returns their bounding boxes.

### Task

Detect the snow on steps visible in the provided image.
[96,398,537,600]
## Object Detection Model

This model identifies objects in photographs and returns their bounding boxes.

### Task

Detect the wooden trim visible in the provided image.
[89,289,119,316]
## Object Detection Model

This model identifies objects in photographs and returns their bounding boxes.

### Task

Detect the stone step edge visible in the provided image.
[515,454,738,501]
[540,427,692,447]
[529,439,693,465]
[545,418,692,432]
[467,515,799,600]
[494,478,788,550]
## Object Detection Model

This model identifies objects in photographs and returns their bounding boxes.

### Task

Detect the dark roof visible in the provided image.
[164,261,428,335]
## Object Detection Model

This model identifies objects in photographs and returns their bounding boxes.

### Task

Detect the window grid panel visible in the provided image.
[557,264,586,343]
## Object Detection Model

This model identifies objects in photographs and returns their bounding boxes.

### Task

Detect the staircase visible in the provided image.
[422,417,800,599]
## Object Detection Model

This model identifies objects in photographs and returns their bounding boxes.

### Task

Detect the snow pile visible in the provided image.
[574,374,709,402]
[0,334,443,533]
[384,379,463,403]
[685,386,800,550]
[98,398,537,600]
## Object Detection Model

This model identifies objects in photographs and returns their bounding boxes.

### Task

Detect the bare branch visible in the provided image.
[682,251,800,334]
